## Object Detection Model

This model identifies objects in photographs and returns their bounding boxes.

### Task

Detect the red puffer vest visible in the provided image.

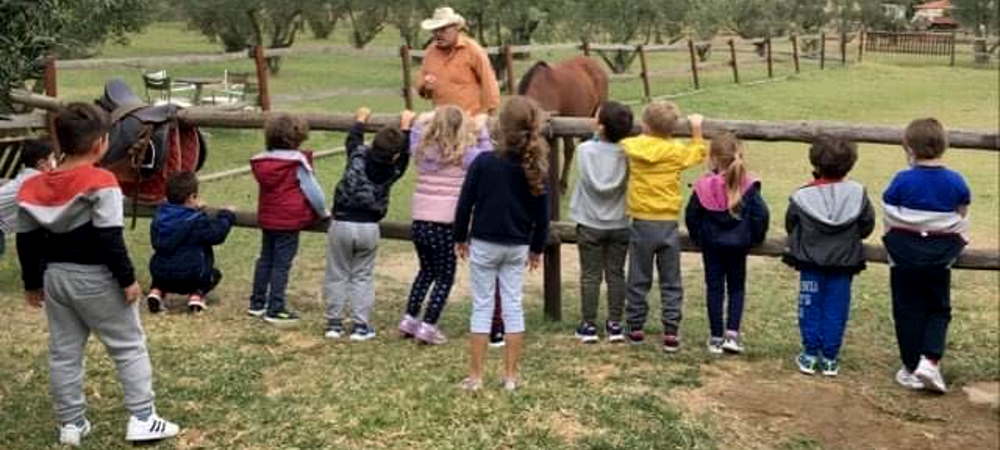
[250,149,319,231]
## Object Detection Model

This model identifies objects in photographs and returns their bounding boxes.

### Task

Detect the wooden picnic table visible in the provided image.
[174,77,222,105]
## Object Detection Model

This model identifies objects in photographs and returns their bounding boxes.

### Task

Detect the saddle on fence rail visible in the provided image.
[96,78,207,205]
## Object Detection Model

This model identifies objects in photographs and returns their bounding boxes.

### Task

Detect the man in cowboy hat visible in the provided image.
[417,7,500,116]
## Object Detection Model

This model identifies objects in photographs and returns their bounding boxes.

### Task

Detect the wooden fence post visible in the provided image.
[792,35,801,73]
[43,56,59,154]
[858,29,865,63]
[544,136,562,321]
[728,39,740,83]
[840,32,847,66]
[688,38,700,90]
[637,44,651,102]
[504,44,516,94]
[400,45,413,110]
[820,32,827,70]
[582,40,590,57]
[766,36,774,78]
[252,45,271,111]
[950,32,957,66]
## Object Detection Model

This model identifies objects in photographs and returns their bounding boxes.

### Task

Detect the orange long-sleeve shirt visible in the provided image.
[418,35,501,116]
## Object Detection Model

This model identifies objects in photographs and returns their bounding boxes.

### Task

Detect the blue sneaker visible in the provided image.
[797,353,819,375]
[606,321,625,343]
[821,358,840,377]
[350,323,377,341]
[575,321,598,344]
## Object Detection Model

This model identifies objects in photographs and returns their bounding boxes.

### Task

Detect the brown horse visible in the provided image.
[517,56,608,191]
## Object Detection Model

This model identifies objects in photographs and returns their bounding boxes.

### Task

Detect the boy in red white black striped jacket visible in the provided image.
[17,103,178,445]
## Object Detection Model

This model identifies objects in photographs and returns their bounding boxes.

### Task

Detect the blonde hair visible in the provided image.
[416,105,477,167]
[498,96,549,196]
[642,101,680,137]
[710,132,748,216]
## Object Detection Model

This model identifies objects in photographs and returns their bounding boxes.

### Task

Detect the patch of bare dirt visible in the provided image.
[544,410,587,444]
[964,382,1000,409]
[674,360,1000,450]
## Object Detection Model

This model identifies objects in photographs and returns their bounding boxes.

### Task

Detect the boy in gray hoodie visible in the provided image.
[569,101,634,343]
[783,135,875,377]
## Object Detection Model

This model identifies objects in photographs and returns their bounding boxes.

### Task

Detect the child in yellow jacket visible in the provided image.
[620,100,705,352]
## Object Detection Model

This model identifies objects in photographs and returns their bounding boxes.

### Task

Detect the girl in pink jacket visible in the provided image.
[398,105,493,344]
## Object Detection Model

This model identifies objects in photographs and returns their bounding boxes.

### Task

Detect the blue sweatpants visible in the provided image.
[797,269,853,360]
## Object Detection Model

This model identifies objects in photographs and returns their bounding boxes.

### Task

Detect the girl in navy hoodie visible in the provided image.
[685,133,769,355]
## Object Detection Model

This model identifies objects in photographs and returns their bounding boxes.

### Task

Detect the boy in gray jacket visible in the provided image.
[569,101,634,343]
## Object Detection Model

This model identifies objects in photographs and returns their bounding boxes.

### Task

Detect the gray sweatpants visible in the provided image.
[625,220,684,334]
[323,220,380,325]
[44,263,155,425]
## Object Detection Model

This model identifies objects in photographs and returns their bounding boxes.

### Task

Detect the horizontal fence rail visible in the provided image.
[123,204,1000,271]
[12,91,998,150]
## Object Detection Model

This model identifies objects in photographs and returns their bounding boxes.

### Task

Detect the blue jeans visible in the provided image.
[702,247,748,338]
[250,230,300,314]
[798,269,853,360]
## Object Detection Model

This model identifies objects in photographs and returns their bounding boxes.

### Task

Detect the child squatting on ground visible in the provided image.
[399,105,492,345]
[16,103,179,445]
[454,96,550,391]
[568,100,634,344]
[685,132,770,355]
[0,139,55,257]
[619,100,705,352]
[146,171,236,313]
[783,135,875,377]
[323,107,414,341]
[249,114,330,326]
[883,118,970,393]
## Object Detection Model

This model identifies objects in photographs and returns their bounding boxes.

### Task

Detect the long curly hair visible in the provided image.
[497,96,549,196]
[415,105,477,167]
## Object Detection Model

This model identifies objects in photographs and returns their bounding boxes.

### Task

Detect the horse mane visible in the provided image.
[517,61,550,95]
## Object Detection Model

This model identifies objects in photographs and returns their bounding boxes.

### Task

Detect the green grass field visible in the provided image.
[0,22,998,449]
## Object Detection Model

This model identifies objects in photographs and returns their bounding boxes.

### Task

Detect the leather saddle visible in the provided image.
[96,78,207,204]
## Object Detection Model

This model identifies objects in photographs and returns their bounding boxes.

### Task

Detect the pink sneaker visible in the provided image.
[398,315,419,338]
[415,322,447,345]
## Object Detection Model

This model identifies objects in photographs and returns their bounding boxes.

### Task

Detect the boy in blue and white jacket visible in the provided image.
[883,118,970,394]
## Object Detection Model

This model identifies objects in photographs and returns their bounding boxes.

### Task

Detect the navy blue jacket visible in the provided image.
[685,182,769,250]
[149,204,235,283]
[454,151,550,253]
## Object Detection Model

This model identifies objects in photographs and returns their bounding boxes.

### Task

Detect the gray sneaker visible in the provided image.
[895,367,925,390]
[59,418,91,447]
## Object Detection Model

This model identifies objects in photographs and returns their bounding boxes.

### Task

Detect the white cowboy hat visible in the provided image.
[421,7,466,31]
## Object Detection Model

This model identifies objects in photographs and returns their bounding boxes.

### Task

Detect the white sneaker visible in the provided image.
[914,356,948,393]
[125,413,179,442]
[59,419,91,446]
[895,367,925,390]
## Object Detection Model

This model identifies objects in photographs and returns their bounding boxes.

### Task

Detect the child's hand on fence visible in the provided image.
[687,114,704,140]
[455,242,469,260]
[25,290,43,308]
[123,282,142,304]
[528,253,542,271]
[355,107,372,123]
[400,110,416,130]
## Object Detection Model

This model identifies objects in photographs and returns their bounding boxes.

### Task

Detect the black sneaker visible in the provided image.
[324,319,344,339]
[350,322,377,341]
[606,320,625,343]
[146,291,163,314]
[263,310,300,328]
[489,326,505,348]
[575,321,598,344]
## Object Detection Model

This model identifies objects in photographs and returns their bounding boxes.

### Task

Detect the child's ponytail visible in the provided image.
[724,150,747,215]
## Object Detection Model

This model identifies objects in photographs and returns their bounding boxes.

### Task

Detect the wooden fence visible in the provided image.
[865,31,957,65]
[11,90,1000,321]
